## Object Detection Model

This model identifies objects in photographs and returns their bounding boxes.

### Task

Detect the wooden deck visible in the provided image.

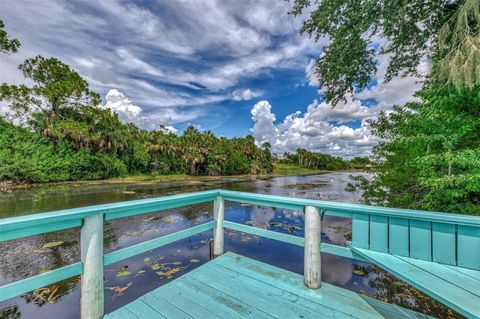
[104,252,433,319]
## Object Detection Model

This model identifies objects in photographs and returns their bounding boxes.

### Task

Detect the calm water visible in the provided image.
[0,172,459,319]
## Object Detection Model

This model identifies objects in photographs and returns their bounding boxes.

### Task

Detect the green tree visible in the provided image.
[290,0,479,104]
[351,85,480,215]
[0,56,100,126]
[0,19,20,54]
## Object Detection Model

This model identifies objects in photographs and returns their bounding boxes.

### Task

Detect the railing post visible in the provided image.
[81,213,104,319]
[213,195,225,257]
[304,206,321,288]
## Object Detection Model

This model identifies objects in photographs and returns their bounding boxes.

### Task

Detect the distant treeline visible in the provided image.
[277,148,372,170]
[0,116,273,183]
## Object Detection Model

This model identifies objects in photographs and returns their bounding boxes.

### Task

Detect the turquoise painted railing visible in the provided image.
[1,189,479,319]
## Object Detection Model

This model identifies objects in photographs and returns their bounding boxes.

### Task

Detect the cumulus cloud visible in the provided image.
[250,100,378,158]
[102,89,183,132]
[232,88,261,101]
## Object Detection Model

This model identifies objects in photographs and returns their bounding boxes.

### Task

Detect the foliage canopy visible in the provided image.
[290,0,480,103]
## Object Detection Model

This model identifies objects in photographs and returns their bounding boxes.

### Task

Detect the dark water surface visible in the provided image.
[0,172,459,319]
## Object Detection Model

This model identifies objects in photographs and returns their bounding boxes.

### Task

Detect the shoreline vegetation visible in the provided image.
[0,164,332,190]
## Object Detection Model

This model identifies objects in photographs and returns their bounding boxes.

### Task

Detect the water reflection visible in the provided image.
[0,172,460,319]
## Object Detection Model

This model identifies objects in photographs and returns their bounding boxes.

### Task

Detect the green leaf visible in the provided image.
[190,258,200,263]
[353,270,365,276]
[151,263,161,270]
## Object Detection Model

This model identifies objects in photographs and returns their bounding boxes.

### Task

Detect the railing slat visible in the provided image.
[223,220,304,246]
[457,225,480,270]
[0,262,82,302]
[223,221,367,261]
[104,221,216,266]
[352,213,369,249]
[370,215,388,253]
[432,223,456,265]
[410,220,432,261]
[389,218,409,257]
[0,219,82,242]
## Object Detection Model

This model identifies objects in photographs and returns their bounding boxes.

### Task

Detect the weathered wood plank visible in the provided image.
[457,225,480,270]
[80,213,104,319]
[154,284,226,319]
[223,221,367,261]
[104,307,138,319]
[223,221,304,246]
[189,263,355,319]
[388,218,409,257]
[0,262,82,302]
[142,293,193,319]
[352,213,369,249]
[409,220,432,261]
[351,247,480,319]
[213,196,225,257]
[159,276,273,319]
[126,299,167,319]
[219,190,480,227]
[0,219,82,242]
[211,252,384,319]
[397,256,480,297]
[103,221,215,266]
[431,222,456,265]
[304,205,321,288]
[369,215,388,253]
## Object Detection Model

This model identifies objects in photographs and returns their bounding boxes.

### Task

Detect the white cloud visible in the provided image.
[250,100,378,158]
[305,59,319,87]
[354,55,426,109]
[232,88,261,101]
[102,89,185,132]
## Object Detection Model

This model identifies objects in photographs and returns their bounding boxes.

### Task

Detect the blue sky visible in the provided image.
[0,0,422,157]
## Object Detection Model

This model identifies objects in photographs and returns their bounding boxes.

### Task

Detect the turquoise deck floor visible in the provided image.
[104,252,433,319]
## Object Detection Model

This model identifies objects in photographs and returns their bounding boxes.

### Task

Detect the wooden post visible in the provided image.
[81,213,104,319]
[304,206,321,288]
[213,195,225,257]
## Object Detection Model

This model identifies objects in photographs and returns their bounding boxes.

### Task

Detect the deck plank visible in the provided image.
[104,252,437,319]
[352,247,480,319]
[161,274,274,319]
[142,293,193,319]
[188,263,354,318]
[125,299,167,319]
[211,252,385,319]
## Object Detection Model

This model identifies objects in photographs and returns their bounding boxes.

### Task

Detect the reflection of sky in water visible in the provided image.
[0,172,459,319]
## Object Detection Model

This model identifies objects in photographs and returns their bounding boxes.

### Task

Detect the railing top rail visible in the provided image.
[1,189,479,241]
[220,190,480,226]
[0,190,219,233]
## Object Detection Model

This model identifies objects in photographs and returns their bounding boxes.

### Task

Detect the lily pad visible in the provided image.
[190,258,200,263]
[116,270,131,277]
[43,241,64,249]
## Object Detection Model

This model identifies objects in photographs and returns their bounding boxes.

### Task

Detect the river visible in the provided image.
[0,172,457,318]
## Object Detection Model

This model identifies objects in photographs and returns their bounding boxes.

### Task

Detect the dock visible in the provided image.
[1,190,479,318]
[105,252,434,319]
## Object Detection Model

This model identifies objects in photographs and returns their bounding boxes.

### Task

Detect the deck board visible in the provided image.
[104,252,434,319]
[351,246,480,319]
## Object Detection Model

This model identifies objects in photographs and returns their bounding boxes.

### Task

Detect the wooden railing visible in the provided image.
[1,189,479,319]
